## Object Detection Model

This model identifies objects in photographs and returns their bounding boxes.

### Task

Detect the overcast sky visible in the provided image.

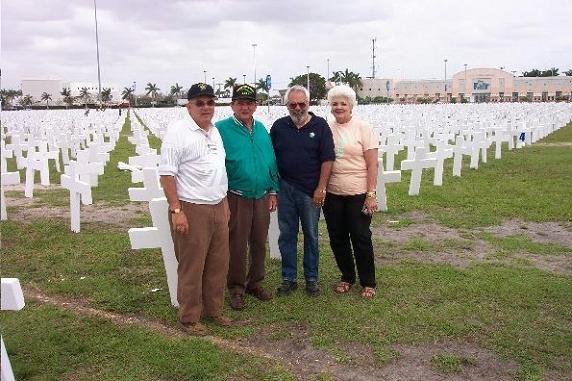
[2,0,571,94]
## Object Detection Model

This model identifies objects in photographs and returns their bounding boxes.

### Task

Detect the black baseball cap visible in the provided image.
[232,84,257,101]
[187,83,215,100]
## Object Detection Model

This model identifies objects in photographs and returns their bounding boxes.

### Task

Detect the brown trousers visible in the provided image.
[169,199,230,324]
[227,192,271,296]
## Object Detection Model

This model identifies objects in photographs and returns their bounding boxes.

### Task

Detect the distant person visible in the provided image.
[158,83,232,335]
[270,85,335,297]
[323,85,378,299]
[215,84,279,310]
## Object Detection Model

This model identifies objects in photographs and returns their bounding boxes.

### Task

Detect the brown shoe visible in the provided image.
[230,293,245,310]
[246,286,273,301]
[178,321,208,336]
[207,315,233,327]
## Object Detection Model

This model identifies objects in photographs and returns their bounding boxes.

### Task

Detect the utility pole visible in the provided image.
[371,38,377,79]
[306,65,310,100]
[93,0,102,105]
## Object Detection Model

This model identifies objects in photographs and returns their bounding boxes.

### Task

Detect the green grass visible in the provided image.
[1,119,571,379]
[539,122,572,142]
[431,352,477,373]
[1,304,293,381]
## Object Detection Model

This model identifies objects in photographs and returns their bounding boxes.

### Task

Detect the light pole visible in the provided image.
[203,70,207,83]
[306,65,310,101]
[444,58,448,103]
[243,74,246,84]
[132,81,137,107]
[327,58,330,80]
[252,43,257,86]
[93,0,102,105]
[212,77,215,89]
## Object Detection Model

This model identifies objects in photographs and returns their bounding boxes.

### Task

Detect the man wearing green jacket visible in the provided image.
[215,84,279,310]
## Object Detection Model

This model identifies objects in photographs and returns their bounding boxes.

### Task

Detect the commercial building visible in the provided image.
[358,68,572,103]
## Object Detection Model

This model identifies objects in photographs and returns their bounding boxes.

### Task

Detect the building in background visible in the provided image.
[20,79,120,105]
[358,68,572,103]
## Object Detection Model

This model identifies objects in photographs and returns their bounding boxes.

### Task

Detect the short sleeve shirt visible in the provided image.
[158,115,228,204]
[327,117,378,195]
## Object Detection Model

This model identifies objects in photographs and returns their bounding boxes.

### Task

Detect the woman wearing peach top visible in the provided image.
[323,85,378,298]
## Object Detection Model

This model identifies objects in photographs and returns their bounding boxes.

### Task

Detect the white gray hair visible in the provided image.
[285,85,309,104]
[327,85,357,109]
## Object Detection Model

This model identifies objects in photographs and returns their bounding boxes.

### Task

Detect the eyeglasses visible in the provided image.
[288,102,307,109]
[192,99,215,107]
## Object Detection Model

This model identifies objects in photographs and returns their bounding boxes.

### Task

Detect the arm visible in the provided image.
[160,175,189,234]
[363,148,379,215]
[313,161,333,206]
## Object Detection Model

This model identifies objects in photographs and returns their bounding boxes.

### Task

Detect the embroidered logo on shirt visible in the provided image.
[309,132,315,138]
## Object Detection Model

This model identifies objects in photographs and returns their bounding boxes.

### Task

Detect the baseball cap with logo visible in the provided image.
[187,83,215,100]
[232,84,257,102]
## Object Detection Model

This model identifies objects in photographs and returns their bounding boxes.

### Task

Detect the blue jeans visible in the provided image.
[277,179,321,282]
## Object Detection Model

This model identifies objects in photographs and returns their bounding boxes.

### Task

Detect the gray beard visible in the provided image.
[289,111,308,126]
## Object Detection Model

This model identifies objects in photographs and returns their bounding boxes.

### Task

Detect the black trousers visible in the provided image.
[323,193,376,288]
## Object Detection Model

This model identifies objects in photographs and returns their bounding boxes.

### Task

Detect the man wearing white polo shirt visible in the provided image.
[159,83,231,336]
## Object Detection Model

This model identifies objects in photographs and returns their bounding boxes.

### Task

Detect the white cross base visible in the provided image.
[1,278,25,381]
[128,197,179,307]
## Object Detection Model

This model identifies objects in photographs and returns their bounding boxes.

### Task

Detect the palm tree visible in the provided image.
[60,88,74,108]
[224,77,237,91]
[101,88,112,102]
[79,87,90,107]
[256,78,270,94]
[170,83,183,97]
[145,83,160,106]
[19,95,34,109]
[122,87,134,106]
[40,92,52,109]
[331,69,362,91]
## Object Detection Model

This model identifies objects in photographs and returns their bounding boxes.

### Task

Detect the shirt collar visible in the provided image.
[185,113,213,133]
[232,114,255,130]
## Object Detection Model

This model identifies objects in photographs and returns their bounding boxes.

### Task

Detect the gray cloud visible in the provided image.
[2,0,571,92]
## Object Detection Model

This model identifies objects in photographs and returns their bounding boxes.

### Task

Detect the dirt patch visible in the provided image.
[483,220,572,249]
[517,253,572,276]
[5,195,149,228]
[373,222,466,245]
[380,340,519,381]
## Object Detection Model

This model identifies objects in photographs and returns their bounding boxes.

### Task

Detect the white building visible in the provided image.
[21,79,64,103]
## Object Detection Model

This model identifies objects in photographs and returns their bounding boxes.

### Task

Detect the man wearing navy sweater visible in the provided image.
[270,85,335,297]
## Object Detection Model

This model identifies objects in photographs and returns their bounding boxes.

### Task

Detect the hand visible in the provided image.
[362,196,377,216]
[171,212,189,234]
[313,188,326,207]
[268,194,278,212]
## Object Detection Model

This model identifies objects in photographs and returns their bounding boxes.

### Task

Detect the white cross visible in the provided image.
[1,278,25,381]
[1,172,20,221]
[73,150,104,187]
[5,135,26,170]
[377,157,401,211]
[425,140,453,186]
[452,135,472,177]
[400,147,437,196]
[128,153,160,168]
[0,139,13,173]
[128,168,164,202]
[24,142,52,198]
[381,134,403,171]
[128,197,178,307]
[61,161,93,233]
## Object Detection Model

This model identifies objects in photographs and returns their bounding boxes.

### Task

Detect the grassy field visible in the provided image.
[1,117,571,380]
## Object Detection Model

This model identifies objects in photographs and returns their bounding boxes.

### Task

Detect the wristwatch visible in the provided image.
[366,191,376,198]
[170,207,182,214]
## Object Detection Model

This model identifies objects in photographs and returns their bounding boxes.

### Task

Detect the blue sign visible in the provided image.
[265,75,271,90]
